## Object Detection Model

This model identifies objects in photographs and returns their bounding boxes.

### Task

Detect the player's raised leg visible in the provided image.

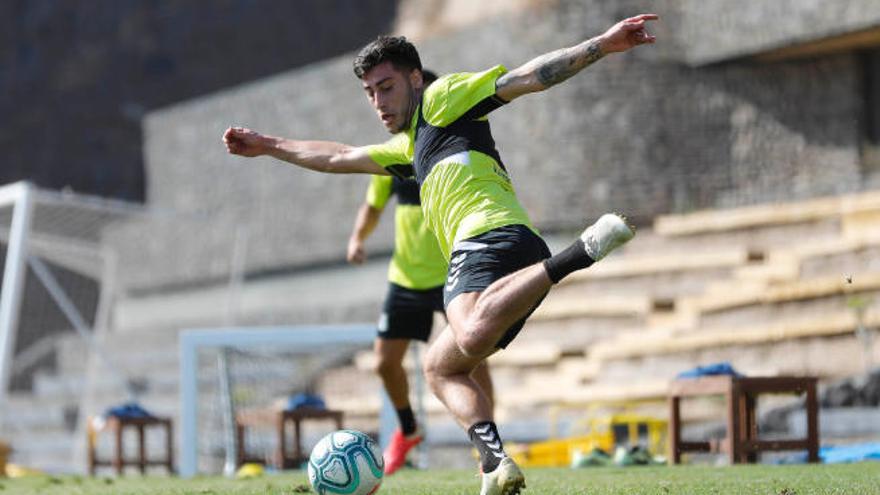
[449,213,634,358]
[446,263,551,357]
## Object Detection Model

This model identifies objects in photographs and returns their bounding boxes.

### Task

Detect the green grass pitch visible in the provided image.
[3,464,879,494]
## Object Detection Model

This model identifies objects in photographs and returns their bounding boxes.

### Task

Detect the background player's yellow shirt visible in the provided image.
[366,175,447,290]
[365,65,536,259]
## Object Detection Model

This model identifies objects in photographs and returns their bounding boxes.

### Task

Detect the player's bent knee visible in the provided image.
[422,360,444,393]
[456,331,493,358]
[422,349,457,386]
[448,319,489,357]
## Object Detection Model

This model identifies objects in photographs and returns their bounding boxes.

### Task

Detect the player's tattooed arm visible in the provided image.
[534,39,604,88]
[223,126,388,175]
[495,37,604,101]
[495,14,657,102]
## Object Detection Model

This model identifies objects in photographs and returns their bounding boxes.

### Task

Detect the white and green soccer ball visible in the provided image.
[308,429,384,495]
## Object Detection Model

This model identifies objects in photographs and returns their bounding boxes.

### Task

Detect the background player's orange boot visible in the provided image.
[383,429,422,475]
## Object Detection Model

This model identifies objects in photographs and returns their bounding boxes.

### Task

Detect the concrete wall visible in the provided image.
[119,0,874,291]
[679,0,880,65]
[1,0,397,200]
[110,56,395,291]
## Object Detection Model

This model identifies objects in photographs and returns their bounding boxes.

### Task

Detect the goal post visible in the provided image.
[1,181,133,420]
[0,182,34,423]
[178,324,397,478]
[0,180,156,470]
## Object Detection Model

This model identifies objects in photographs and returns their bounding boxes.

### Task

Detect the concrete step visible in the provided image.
[32,372,87,399]
[592,331,871,386]
[4,394,75,431]
[652,191,871,236]
[55,329,182,376]
[3,427,77,471]
[565,260,746,299]
[517,317,641,352]
[4,426,75,447]
[698,290,880,330]
[32,368,188,401]
[801,243,880,279]
[6,448,78,475]
[113,258,389,334]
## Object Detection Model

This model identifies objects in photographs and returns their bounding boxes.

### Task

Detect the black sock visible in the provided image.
[396,407,417,436]
[542,238,595,283]
[468,421,506,473]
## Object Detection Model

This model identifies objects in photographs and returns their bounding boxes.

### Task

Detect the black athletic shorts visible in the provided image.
[443,224,552,349]
[378,282,445,341]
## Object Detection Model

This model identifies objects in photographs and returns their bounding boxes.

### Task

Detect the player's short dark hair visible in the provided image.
[353,35,422,79]
[422,69,438,85]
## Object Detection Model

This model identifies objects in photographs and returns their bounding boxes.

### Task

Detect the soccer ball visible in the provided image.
[308,429,384,495]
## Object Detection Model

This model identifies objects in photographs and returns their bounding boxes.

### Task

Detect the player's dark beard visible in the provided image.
[395,80,419,133]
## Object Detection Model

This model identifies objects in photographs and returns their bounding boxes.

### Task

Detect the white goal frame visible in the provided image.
[178,324,397,478]
[0,182,33,419]
[0,181,144,429]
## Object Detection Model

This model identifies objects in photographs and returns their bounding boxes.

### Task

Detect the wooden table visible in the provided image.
[237,407,344,469]
[668,375,819,464]
[87,416,174,475]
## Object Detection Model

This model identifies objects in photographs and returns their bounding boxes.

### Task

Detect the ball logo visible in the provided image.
[322,458,348,484]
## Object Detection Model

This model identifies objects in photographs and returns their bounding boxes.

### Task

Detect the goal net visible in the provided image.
[0,183,144,410]
[0,181,149,469]
[178,325,398,477]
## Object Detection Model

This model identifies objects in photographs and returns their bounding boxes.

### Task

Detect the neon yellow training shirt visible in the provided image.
[365,174,448,290]
[365,65,536,259]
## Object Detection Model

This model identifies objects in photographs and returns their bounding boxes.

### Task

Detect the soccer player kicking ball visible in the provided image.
[348,167,496,475]
[347,70,496,475]
[225,14,656,494]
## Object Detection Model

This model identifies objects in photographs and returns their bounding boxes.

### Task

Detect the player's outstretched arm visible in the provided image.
[495,14,658,102]
[347,203,383,265]
[223,126,388,175]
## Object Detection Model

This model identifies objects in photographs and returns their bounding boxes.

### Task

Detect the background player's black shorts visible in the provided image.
[443,224,552,349]
[378,282,445,341]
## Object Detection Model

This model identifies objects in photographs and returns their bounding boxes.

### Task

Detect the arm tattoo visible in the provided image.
[535,38,604,88]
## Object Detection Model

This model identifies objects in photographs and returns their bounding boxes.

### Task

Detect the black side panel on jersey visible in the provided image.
[391,176,421,205]
[412,94,507,184]
[458,94,508,122]
[385,163,415,180]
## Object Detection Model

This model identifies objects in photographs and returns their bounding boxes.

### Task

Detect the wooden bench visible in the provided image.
[87,415,174,475]
[237,407,344,469]
[668,376,818,464]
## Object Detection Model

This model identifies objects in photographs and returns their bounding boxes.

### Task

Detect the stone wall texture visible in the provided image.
[116,0,880,291]
[1,0,397,200]
[679,0,880,65]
